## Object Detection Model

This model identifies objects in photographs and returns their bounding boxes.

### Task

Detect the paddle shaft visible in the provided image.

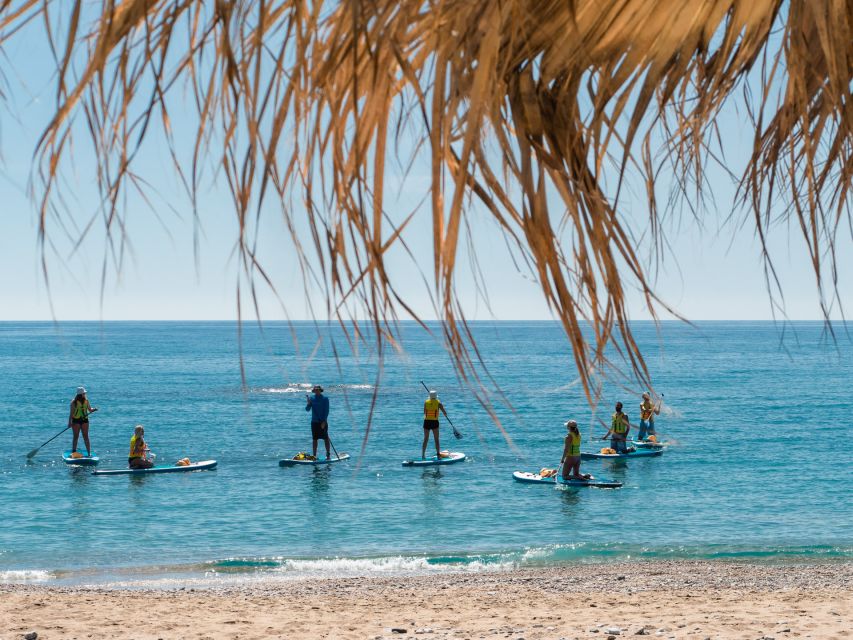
[420,381,462,439]
[26,425,72,458]
[323,423,341,460]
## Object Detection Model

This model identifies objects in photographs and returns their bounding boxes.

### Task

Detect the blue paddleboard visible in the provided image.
[402,451,465,467]
[581,448,663,460]
[279,453,350,467]
[512,471,622,488]
[92,460,217,476]
[630,439,668,449]
[62,450,99,466]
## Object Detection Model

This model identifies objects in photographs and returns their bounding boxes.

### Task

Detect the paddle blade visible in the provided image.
[26,448,39,459]
[452,427,463,439]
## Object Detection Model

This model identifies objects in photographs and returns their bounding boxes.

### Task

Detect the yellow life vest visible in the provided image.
[129,434,144,459]
[72,400,89,420]
[566,432,581,456]
[424,399,440,420]
[611,412,628,434]
[640,400,654,421]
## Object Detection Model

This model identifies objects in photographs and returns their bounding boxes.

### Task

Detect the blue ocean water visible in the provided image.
[0,321,850,585]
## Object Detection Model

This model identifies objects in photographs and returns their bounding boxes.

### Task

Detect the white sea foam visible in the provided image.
[0,569,53,583]
[256,383,374,394]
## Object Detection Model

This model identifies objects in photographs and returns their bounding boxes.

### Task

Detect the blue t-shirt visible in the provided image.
[306,394,329,422]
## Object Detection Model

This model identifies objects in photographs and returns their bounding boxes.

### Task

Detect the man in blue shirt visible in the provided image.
[305,384,331,459]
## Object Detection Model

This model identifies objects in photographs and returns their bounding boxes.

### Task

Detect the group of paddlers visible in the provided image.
[557,393,662,480]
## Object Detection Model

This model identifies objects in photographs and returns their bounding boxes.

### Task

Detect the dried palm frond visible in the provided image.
[0,0,851,407]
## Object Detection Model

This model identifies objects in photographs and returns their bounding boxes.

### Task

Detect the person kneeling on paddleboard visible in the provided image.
[638,392,660,441]
[603,402,631,454]
[305,385,331,460]
[422,390,449,459]
[128,425,154,469]
[560,420,590,480]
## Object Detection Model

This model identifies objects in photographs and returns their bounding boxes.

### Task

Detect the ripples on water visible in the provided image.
[0,321,851,583]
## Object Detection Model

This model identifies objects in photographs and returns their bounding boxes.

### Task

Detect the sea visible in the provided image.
[0,321,850,587]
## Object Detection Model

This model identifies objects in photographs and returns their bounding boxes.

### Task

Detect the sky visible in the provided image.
[1,14,850,323]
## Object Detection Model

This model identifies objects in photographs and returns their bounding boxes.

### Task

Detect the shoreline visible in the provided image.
[2,561,851,639]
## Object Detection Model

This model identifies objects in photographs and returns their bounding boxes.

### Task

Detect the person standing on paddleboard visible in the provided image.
[422,390,449,459]
[638,392,660,441]
[560,420,589,480]
[603,402,631,453]
[128,425,154,469]
[68,386,97,457]
[305,385,331,460]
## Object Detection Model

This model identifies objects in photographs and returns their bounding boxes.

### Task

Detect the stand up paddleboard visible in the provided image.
[630,440,668,449]
[512,471,622,488]
[62,450,99,466]
[279,453,350,467]
[581,449,663,460]
[92,460,217,476]
[402,451,465,467]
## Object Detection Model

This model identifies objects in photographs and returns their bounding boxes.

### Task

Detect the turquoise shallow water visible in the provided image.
[0,321,851,585]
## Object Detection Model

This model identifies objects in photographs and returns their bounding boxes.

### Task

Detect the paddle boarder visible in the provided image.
[68,386,97,457]
[638,392,660,441]
[603,402,631,453]
[305,385,331,460]
[422,389,450,459]
[560,420,589,480]
[128,425,154,469]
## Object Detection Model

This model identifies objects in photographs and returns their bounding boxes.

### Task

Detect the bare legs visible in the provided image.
[71,422,91,456]
[421,428,440,459]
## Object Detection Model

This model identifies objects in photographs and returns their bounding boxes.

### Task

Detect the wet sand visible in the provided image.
[1,561,851,639]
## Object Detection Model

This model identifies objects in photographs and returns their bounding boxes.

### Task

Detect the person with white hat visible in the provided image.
[305,385,331,460]
[422,389,449,460]
[68,386,97,457]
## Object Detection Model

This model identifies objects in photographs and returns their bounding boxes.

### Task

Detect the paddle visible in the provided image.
[26,425,71,459]
[323,423,342,461]
[28,405,100,459]
[419,381,463,439]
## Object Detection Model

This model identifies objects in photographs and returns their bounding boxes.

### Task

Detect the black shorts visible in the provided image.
[311,421,329,439]
[423,420,439,430]
[128,457,153,469]
[71,418,88,426]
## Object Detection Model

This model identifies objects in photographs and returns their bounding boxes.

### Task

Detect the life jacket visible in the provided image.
[600,447,617,454]
[424,398,440,420]
[640,400,654,421]
[72,400,88,420]
[566,432,581,456]
[129,435,144,458]
[611,412,628,434]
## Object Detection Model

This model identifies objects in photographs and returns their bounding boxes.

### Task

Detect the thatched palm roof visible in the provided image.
[1,0,850,402]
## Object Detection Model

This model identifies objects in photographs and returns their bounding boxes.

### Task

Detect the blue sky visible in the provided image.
[1,22,850,322]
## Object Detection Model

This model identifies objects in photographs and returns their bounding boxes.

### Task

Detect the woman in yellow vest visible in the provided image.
[560,420,589,480]
[128,425,154,469]
[422,390,449,460]
[68,386,97,457]
[602,401,631,453]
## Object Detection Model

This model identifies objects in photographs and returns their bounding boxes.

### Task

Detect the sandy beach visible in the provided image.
[1,561,850,639]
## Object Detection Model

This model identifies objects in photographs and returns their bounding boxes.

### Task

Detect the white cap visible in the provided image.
[429,390,437,399]
[565,420,577,429]
[76,386,87,395]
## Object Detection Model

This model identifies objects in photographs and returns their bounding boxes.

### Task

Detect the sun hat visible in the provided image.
[76,386,87,395]
[429,390,437,399]
[565,420,578,430]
